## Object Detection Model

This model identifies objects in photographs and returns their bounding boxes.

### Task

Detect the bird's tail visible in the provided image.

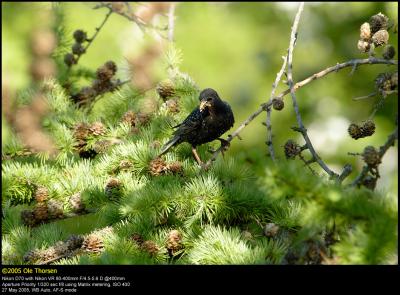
[159,136,180,156]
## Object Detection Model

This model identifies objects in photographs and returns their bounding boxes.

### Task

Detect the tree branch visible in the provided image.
[287,2,348,179]
[203,101,273,169]
[337,164,353,184]
[94,2,144,28]
[168,3,176,42]
[75,7,113,65]
[378,125,398,158]
[276,57,397,100]
[299,153,317,175]
[266,55,288,161]
[351,125,398,187]
[352,92,377,101]
[83,79,136,113]
[203,3,304,169]
[38,253,70,265]
[94,2,168,33]
[202,11,397,171]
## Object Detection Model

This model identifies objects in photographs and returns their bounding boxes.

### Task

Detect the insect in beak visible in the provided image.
[200,98,212,111]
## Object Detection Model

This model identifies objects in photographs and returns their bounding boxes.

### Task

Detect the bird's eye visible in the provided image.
[207,97,213,101]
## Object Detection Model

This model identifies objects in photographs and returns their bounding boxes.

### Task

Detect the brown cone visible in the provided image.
[89,122,106,136]
[371,29,389,47]
[361,120,376,137]
[362,146,381,167]
[21,210,36,227]
[69,193,85,213]
[23,249,41,263]
[348,123,363,140]
[47,199,64,219]
[166,230,183,256]
[121,111,136,127]
[35,186,49,203]
[284,140,301,159]
[156,80,176,101]
[73,123,90,140]
[167,162,183,174]
[33,202,49,223]
[82,235,104,254]
[369,13,389,33]
[131,233,144,246]
[149,158,168,176]
[141,240,159,256]
[105,178,122,199]
[166,99,180,113]
[65,235,84,251]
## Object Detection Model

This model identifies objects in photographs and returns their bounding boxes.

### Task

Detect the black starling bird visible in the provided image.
[159,88,234,165]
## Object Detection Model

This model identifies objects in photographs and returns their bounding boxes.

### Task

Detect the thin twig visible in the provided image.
[276,58,397,100]
[203,3,306,169]
[353,92,377,100]
[38,254,70,265]
[349,62,358,76]
[75,7,113,65]
[368,93,389,119]
[299,153,317,175]
[201,34,397,170]
[95,2,144,29]
[287,2,338,178]
[94,2,168,33]
[337,164,352,184]
[203,101,273,169]
[382,89,398,97]
[84,80,157,115]
[351,125,398,187]
[378,125,398,158]
[168,3,176,42]
[266,55,288,161]
[83,79,131,113]
[351,165,371,187]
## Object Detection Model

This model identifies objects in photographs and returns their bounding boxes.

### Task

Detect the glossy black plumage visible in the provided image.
[159,88,234,164]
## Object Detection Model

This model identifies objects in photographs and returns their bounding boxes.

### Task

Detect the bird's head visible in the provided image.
[199,88,221,112]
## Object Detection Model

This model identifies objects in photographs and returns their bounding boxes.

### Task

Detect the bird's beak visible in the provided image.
[200,99,212,111]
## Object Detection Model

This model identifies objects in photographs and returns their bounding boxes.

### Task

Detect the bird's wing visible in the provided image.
[172,108,209,129]
[174,108,205,137]
[160,108,206,156]
[224,101,235,127]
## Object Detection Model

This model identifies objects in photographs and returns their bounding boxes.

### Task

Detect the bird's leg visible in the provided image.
[208,138,231,155]
[217,138,230,157]
[191,146,204,166]
[217,138,230,150]
[207,138,230,157]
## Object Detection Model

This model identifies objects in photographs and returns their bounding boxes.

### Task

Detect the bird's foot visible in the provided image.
[219,138,230,150]
[208,139,230,156]
[217,138,230,157]
[217,138,230,149]
[199,162,210,171]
